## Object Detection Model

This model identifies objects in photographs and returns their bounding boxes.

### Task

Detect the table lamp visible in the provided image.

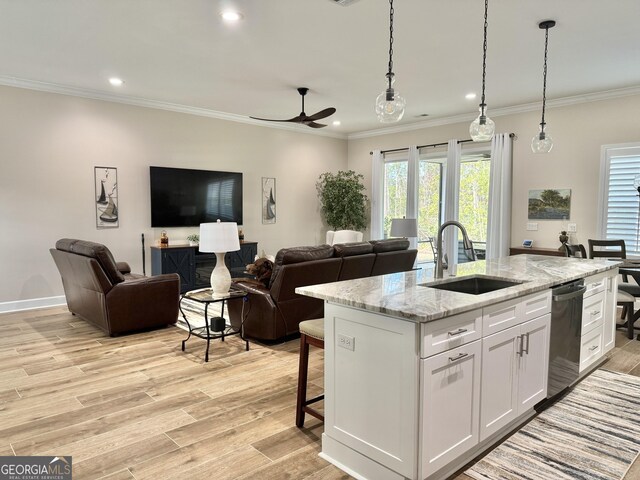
[390,217,418,238]
[199,220,240,295]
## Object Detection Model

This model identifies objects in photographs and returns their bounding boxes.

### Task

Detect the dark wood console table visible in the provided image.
[509,246,565,257]
[151,241,258,293]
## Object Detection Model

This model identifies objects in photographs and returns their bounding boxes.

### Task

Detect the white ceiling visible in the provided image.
[1,0,639,136]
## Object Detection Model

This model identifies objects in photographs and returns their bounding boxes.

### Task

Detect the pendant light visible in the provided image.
[469,0,495,142]
[531,20,556,154]
[375,0,405,123]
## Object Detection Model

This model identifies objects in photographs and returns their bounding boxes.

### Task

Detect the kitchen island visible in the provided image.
[297,255,620,480]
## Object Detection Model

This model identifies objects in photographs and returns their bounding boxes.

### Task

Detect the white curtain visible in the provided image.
[370,150,384,240]
[406,146,419,250]
[443,140,461,265]
[486,133,513,259]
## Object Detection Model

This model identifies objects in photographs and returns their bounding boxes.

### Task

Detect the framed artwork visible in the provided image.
[262,177,276,224]
[95,167,119,228]
[528,188,570,220]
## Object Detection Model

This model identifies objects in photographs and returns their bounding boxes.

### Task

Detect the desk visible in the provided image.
[179,287,249,362]
[509,246,565,257]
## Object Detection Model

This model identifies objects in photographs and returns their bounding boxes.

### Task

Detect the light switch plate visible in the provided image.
[337,333,355,351]
[568,223,577,233]
[526,222,538,231]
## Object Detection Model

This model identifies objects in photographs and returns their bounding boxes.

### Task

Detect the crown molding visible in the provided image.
[348,85,640,140]
[0,76,348,140]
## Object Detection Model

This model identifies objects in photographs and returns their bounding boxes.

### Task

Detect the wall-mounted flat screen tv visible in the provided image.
[150,166,243,227]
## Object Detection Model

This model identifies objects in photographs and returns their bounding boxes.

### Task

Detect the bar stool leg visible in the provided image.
[627,303,635,340]
[296,333,309,428]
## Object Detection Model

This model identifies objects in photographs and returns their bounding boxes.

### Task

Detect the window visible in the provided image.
[458,152,491,257]
[599,144,640,256]
[383,155,408,238]
[418,155,444,263]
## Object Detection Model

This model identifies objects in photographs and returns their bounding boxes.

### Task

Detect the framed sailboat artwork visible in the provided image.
[262,177,276,224]
[94,166,119,228]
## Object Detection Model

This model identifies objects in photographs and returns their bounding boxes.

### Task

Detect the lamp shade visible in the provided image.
[199,220,240,253]
[390,218,418,238]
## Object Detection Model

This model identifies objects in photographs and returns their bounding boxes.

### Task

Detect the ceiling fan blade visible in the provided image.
[249,115,302,123]
[306,107,336,121]
[306,121,328,129]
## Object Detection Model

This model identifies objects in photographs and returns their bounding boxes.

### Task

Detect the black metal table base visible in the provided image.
[179,291,249,362]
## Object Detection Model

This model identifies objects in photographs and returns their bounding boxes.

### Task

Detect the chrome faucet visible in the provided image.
[435,221,476,279]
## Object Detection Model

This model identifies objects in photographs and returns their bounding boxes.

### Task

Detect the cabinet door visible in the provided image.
[480,325,519,441]
[603,273,617,353]
[421,341,481,479]
[517,314,550,415]
[162,248,194,293]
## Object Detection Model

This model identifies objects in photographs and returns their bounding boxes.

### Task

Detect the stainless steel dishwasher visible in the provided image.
[547,279,586,398]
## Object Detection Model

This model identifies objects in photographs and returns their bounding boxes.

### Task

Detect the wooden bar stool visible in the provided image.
[617,290,637,340]
[296,318,324,428]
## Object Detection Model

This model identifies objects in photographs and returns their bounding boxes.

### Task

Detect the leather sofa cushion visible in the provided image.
[333,241,374,257]
[270,244,334,288]
[369,238,410,253]
[56,238,125,285]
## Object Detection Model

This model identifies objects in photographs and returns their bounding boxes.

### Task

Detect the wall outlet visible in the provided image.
[337,333,355,351]
[526,222,538,231]
[568,223,577,233]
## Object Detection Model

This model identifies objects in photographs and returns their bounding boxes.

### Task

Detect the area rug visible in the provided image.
[466,369,640,480]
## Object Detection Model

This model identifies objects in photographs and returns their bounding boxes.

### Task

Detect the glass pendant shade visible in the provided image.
[469,107,495,141]
[375,82,406,123]
[531,125,553,153]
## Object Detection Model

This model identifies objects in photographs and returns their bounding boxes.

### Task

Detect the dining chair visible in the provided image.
[588,238,640,335]
[564,243,587,258]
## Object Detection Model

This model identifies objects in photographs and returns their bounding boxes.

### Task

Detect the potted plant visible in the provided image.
[316,170,368,231]
[187,234,199,246]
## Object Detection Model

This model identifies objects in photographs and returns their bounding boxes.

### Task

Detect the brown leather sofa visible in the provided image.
[50,239,180,336]
[227,239,417,341]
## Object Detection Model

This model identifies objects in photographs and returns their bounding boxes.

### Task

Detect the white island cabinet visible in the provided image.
[299,255,619,480]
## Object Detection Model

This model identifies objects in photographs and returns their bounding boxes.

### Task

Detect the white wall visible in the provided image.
[0,86,347,306]
[348,94,640,250]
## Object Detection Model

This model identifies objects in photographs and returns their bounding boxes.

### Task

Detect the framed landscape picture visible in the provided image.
[528,188,570,220]
[95,166,119,228]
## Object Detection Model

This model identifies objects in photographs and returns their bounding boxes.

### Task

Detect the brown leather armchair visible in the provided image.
[50,239,180,336]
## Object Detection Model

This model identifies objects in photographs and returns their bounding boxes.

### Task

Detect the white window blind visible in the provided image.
[601,146,640,256]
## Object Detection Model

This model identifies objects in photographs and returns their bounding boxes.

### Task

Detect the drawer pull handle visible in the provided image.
[448,352,468,362]
[591,282,600,288]
[589,345,599,351]
[591,310,601,316]
[448,328,468,337]
[516,335,524,357]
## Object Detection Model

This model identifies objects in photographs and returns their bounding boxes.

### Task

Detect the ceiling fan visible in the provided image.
[250,87,336,128]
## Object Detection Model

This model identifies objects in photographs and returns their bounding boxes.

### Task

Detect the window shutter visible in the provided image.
[605,155,640,256]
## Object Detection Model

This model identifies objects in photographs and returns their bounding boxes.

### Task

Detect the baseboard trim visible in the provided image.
[0,295,66,314]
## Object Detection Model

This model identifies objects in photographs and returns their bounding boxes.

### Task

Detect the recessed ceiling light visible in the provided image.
[109,78,124,87]
[332,120,341,126]
[465,92,477,100]
[221,11,243,22]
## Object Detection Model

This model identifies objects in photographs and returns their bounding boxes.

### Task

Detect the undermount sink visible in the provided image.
[419,275,524,295]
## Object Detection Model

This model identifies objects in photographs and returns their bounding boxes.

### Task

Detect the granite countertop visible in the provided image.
[296,255,619,323]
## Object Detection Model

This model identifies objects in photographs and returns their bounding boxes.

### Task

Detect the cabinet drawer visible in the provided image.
[579,324,603,372]
[522,290,551,322]
[483,298,521,336]
[582,290,605,333]
[584,273,606,298]
[421,309,482,358]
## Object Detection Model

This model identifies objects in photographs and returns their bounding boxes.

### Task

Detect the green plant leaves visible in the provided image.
[316,170,368,231]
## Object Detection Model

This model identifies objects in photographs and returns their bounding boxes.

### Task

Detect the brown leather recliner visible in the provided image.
[227,240,417,341]
[50,239,180,336]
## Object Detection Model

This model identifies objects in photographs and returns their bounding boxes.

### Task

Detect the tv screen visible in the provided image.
[150,166,243,227]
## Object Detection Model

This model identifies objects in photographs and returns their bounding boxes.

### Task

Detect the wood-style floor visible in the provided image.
[0,307,639,479]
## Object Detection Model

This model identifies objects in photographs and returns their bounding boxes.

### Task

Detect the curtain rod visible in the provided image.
[369,133,516,155]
